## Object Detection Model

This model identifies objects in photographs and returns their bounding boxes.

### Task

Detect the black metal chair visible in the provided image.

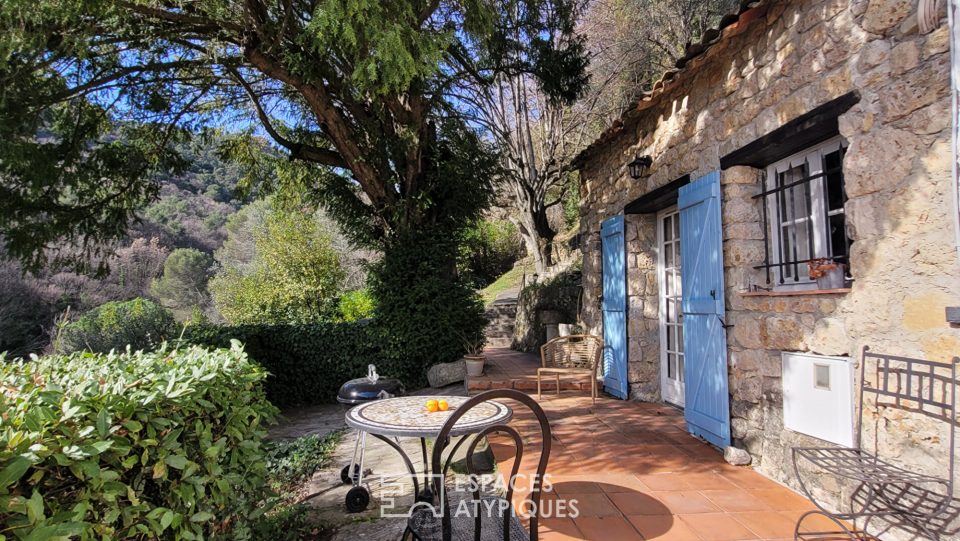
[404,389,552,541]
[792,346,959,540]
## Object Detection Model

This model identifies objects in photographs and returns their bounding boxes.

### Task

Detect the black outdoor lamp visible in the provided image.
[627,155,653,179]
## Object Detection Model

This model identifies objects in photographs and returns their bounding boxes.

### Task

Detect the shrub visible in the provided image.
[55,298,176,354]
[0,261,53,358]
[337,289,375,322]
[0,344,278,540]
[246,432,342,541]
[184,322,384,408]
[209,210,344,324]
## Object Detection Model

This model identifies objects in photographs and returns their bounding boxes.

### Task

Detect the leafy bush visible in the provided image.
[209,209,344,324]
[184,322,384,408]
[265,432,342,490]
[337,289,375,322]
[55,298,176,354]
[0,344,278,540]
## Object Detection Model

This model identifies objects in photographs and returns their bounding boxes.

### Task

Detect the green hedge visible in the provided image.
[0,344,278,540]
[184,322,391,409]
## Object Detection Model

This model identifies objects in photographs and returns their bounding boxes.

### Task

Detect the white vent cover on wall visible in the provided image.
[782,352,855,447]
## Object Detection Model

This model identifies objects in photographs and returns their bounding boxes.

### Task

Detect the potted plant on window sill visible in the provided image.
[808,258,846,289]
[462,335,487,377]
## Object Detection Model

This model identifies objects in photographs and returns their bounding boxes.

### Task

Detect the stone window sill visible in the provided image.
[740,288,851,297]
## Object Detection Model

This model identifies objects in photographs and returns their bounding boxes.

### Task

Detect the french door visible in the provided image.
[658,207,685,406]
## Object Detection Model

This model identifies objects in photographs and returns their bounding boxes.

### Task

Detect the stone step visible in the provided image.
[485,337,513,348]
[483,299,518,348]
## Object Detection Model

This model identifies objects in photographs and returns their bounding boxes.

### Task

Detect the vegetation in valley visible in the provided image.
[209,207,346,325]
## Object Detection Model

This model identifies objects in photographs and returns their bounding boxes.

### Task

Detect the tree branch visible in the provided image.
[227,67,347,168]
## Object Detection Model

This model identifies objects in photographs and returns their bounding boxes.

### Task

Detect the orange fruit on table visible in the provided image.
[437,400,449,411]
[426,399,439,412]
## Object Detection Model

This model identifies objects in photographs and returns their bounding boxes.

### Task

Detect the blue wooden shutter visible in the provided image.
[678,171,731,448]
[601,215,628,399]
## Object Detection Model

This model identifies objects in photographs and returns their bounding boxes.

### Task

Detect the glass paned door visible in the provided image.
[658,207,685,406]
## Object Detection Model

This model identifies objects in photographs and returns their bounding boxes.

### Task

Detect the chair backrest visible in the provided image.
[858,346,959,484]
[540,335,603,370]
[431,389,552,541]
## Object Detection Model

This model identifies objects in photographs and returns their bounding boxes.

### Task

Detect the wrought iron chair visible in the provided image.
[537,335,603,404]
[792,346,959,540]
[405,389,552,541]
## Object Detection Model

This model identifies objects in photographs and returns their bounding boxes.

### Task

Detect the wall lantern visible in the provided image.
[627,155,653,179]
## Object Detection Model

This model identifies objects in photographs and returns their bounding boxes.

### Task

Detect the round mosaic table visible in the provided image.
[345,395,512,437]
[341,395,513,512]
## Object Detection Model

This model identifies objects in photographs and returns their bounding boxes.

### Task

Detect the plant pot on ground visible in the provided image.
[465,354,486,377]
[461,334,487,377]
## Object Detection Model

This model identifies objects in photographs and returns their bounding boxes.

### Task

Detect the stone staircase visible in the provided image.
[484,294,518,349]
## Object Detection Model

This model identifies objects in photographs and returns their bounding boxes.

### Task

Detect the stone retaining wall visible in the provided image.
[577,0,960,532]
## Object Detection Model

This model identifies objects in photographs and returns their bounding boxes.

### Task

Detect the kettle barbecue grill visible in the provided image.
[336,365,405,512]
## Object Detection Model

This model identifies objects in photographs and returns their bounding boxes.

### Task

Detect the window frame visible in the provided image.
[763,136,848,290]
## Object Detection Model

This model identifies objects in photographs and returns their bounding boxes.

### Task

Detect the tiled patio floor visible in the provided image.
[477,349,832,541]
[467,347,597,393]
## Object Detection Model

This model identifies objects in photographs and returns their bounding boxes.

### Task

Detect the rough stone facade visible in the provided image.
[577,0,960,535]
[624,213,661,402]
[511,271,582,352]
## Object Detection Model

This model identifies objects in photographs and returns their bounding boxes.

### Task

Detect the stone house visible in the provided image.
[573,0,960,536]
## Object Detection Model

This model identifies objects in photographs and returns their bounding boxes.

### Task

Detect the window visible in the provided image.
[755,136,851,289]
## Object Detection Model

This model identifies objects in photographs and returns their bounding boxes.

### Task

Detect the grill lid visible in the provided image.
[337,365,405,404]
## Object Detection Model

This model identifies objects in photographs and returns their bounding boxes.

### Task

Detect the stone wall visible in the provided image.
[624,214,661,402]
[511,270,582,352]
[577,0,960,534]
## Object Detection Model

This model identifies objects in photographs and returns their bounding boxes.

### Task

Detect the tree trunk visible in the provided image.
[513,190,557,275]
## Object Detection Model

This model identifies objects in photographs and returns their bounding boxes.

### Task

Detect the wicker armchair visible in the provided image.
[537,335,603,404]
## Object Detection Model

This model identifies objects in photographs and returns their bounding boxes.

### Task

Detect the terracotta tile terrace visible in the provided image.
[467,347,597,393]
[474,348,850,541]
